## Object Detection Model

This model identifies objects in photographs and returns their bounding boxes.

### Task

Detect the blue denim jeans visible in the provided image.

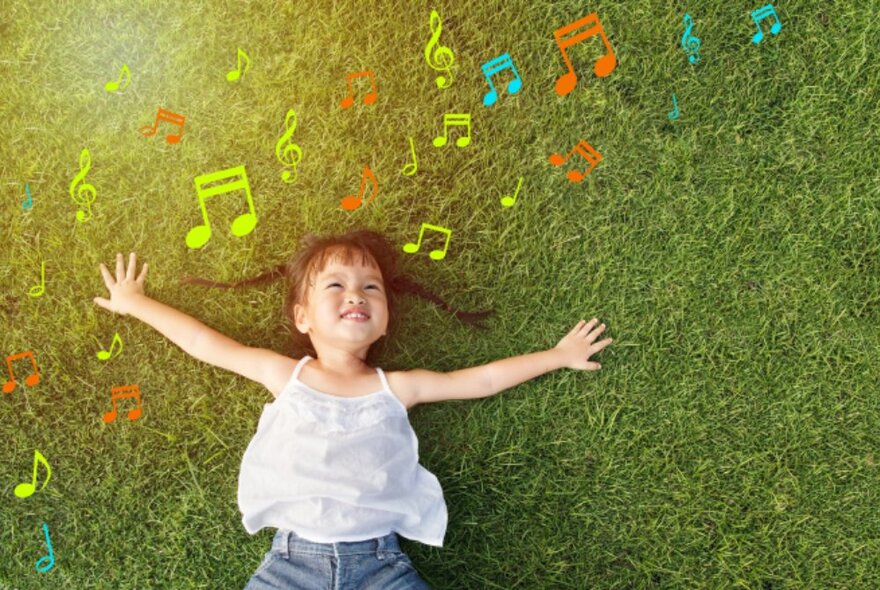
[244,529,432,590]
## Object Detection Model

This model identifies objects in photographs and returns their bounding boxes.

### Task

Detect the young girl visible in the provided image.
[93,229,612,589]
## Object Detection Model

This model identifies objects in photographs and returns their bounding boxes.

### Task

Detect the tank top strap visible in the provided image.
[376,366,390,392]
[292,355,312,380]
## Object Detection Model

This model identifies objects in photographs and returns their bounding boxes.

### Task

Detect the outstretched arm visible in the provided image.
[93,253,291,393]
[407,318,613,406]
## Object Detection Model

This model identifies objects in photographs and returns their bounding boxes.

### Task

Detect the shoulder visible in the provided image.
[262,355,300,399]
[383,370,421,410]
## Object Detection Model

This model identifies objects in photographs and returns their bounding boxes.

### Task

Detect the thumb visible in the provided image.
[93,297,112,310]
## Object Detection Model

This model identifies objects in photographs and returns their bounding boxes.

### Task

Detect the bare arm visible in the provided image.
[408,318,612,406]
[94,253,292,394]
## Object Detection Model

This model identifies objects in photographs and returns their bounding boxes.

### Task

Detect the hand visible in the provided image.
[93,252,149,316]
[553,318,613,371]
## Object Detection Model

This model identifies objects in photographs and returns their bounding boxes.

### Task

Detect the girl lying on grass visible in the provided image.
[93,228,612,589]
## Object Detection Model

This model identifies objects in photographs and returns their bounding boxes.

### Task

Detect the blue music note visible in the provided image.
[481,53,522,107]
[36,522,55,573]
[751,4,782,44]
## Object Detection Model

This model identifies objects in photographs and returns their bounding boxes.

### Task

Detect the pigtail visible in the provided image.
[180,264,286,288]
[390,274,494,329]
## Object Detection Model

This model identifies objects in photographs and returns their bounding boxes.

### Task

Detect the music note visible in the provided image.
[482,53,522,107]
[403,223,452,261]
[36,522,55,573]
[103,384,143,423]
[14,450,51,498]
[28,260,45,298]
[433,113,471,148]
[140,107,185,144]
[104,64,131,92]
[401,137,418,176]
[500,176,524,208]
[424,10,455,89]
[548,139,603,183]
[3,350,40,393]
[553,12,616,97]
[341,165,379,211]
[668,93,680,120]
[185,165,257,249]
[69,148,96,222]
[226,48,250,82]
[275,108,302,183]
[97,332,123,361]
[681,14,701,64]
[751,4,782,44]
[339,70,378,108]
[22,183,33,210]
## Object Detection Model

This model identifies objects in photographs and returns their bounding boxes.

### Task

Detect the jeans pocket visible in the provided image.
[252,549,282,579]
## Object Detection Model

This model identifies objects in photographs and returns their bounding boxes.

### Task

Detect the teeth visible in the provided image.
[342,313,368,319]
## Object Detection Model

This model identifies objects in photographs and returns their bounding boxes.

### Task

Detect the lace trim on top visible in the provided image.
[275,355,407,433]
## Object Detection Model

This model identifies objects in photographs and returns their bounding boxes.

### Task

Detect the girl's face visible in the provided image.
[293,256,389,350]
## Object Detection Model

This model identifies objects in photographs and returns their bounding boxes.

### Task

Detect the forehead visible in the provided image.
[311,249,383,281]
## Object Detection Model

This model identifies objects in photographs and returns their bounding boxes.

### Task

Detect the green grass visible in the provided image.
[2,0,880,587]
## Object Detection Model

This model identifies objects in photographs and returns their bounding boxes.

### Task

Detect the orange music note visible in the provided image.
[339,70,378,108]
[341,165,379,210]
[3,350,40,394]
[548,140,603,183]
[14,450,51,499]
[140,107,185,144]
[553,12,617,97]
[185,165,257,249]
[103,384,142,423]
[403,223,452,261]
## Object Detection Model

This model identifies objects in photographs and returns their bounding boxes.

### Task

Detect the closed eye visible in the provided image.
[327,282,381,290]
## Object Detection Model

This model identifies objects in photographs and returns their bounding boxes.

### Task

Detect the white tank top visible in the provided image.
[237,355,448,547]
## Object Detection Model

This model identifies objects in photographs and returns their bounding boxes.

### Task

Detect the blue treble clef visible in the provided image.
[681,14,701,65]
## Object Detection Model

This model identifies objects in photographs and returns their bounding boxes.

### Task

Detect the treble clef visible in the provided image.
[424,10,455,89]
[275,108,303,183]
[69,147,96,222]
[681,14,701,65]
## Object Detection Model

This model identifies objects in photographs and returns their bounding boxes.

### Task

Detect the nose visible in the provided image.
[346,291,366,304]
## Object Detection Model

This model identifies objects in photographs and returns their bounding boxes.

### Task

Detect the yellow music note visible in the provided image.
[28,260,45,297]
[433,113,471,148]
[403,223,452,260]
[97,332,123,361]
[401,137,418,176]
[185,165,257,249]
[500,176,524,208]
[104,64,131,92]
[226,48,250,82]
[14,450,51,499]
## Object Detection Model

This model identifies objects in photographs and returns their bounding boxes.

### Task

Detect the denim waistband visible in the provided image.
[271,529,403,559]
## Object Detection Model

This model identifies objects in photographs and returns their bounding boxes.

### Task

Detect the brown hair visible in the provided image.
[180,228,494,364]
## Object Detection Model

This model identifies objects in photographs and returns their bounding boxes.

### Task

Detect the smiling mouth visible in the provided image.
[340,313,370,321]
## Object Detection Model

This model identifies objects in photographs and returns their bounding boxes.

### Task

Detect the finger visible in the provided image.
[126,252,137,281]
[99,263,115,289]
[93,296,111,310]
[136,261,148,284]
[115,252,124,281]
[588,322,607,340]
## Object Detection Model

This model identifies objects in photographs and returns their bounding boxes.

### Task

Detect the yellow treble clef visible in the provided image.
[275,108,303,183]
[69,148,96,222]
[424,10,454,89]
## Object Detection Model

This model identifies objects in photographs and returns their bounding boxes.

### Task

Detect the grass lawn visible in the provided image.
[2,0,879,588]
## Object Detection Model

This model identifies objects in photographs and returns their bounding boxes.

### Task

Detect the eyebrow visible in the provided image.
[321,272,384,283]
